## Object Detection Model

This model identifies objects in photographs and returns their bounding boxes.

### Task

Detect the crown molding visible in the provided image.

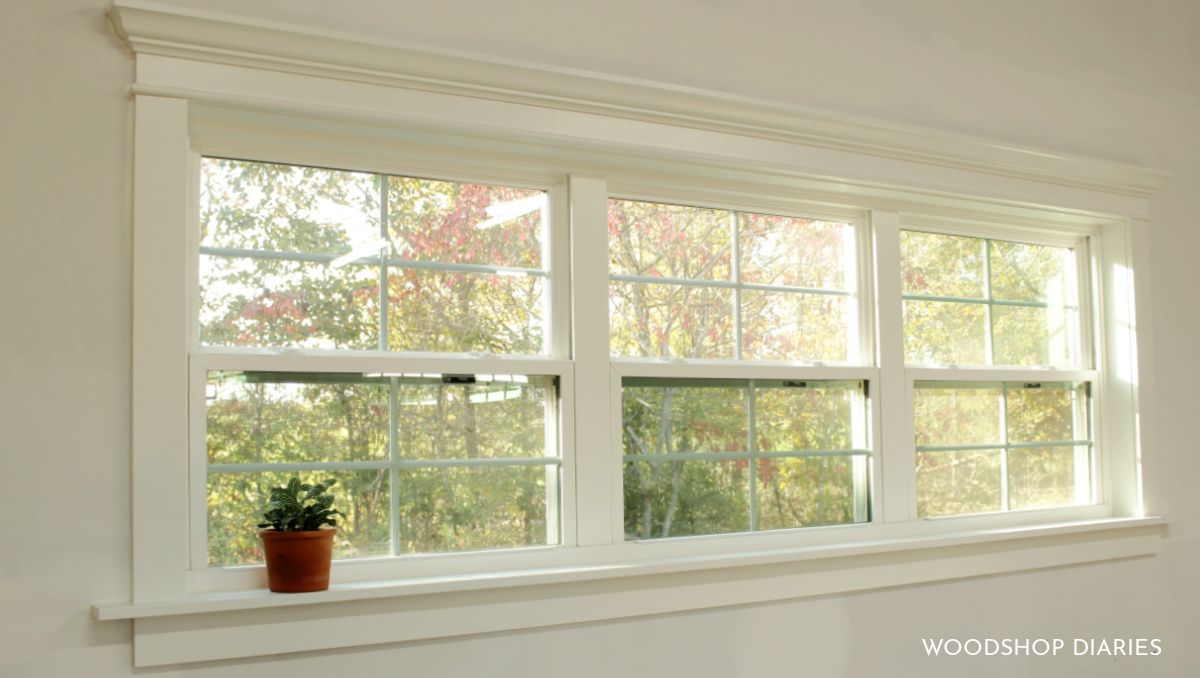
[108,1,1168,201]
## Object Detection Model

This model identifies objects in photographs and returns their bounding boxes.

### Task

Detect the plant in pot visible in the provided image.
[258,477,344,593]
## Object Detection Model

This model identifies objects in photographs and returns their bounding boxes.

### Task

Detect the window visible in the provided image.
[194,158,566,567]
[913,381,1092,518]
[108,7,1162,665]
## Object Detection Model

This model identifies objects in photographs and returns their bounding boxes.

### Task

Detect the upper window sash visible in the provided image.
[197,157,555,357]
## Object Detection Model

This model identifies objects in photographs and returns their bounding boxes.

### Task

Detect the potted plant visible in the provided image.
[258,477,345,592]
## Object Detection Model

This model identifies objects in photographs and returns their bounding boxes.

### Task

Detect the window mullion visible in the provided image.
[872,211,915,523]
[984,239,995,365]
[568,175,617,547]
[379,174,390,352]
[731,212,743,360]
[747,380,757,531]
[389,377,401,555]
[1000,383,1010,512]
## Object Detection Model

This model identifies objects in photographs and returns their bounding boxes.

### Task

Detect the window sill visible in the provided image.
[95,516,1162,666]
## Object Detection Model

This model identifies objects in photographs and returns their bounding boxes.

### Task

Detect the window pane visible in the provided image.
[207,469,391,567]
[992,304,1077,367]
[622,383,748,455]
[206,372,560,563]
[755,385,856,452]
[916,450,1002,518]
[756,456,863,530]
[622,379,867,540]
[901,231,985,298]
[739,214,851,290]
[624,459,750,539]
[1007,385,1084,443]
[608,199,732,281]
[201,158,378,254]
[397,465,553,553]
[386,269,544,354]
[1008,447,1083,510]
[914,382,1092,518]
[742,291,849,362]
[201,256,381,349]
[989,240,1073,303]
[914,387,1003,447]
[207,373,389,464]
[388,177,544,269]
[609,281,735,359]
[397,380,551,460]
[904,299,987,365]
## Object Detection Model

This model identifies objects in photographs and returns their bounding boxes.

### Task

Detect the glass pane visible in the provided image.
[397,465,552,553]
[622,385,748,455]
[201,158,379,255]
[901,231,985,298]
[742,290,849,362]
[989,240,1073,303]
[916,450,1002,518]
[397,380,551,460]
[756,456,863,530]
[904,299,986,364]
[1007,385,1083,443]
[200,255,381,349]
[609,281,735,359]
[386,269,544,354]
[1008,447,1084,510]
[739,214,851,290]
[206,374,389,464]
[755,385,856,452]
[624,459,750,539]
[608,199,733,281]
[913,387,1003,447]
[388,177,544,269]
[992,304,1077,367]
[207,469,391,566]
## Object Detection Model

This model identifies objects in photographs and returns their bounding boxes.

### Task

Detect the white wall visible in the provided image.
[3,1,1198,675]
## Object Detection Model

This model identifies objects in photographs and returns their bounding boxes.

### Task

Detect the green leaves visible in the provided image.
[259,477,345,532]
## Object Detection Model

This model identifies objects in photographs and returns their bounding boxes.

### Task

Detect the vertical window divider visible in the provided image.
[984,239,995,365]
[731,212,743,360]
[389,377,401,555]
[872,211,915,523]
[747,379,757,532]
[378,174,389,351]
[568,176,616,547]
[999,383,1010,512]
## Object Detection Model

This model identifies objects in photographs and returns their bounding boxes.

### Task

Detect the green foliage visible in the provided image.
[257,477,346,532]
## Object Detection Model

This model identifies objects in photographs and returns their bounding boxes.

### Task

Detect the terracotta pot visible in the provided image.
[259,528,337,592]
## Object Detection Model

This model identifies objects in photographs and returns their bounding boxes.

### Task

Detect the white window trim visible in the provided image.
[100,1,1167,668]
